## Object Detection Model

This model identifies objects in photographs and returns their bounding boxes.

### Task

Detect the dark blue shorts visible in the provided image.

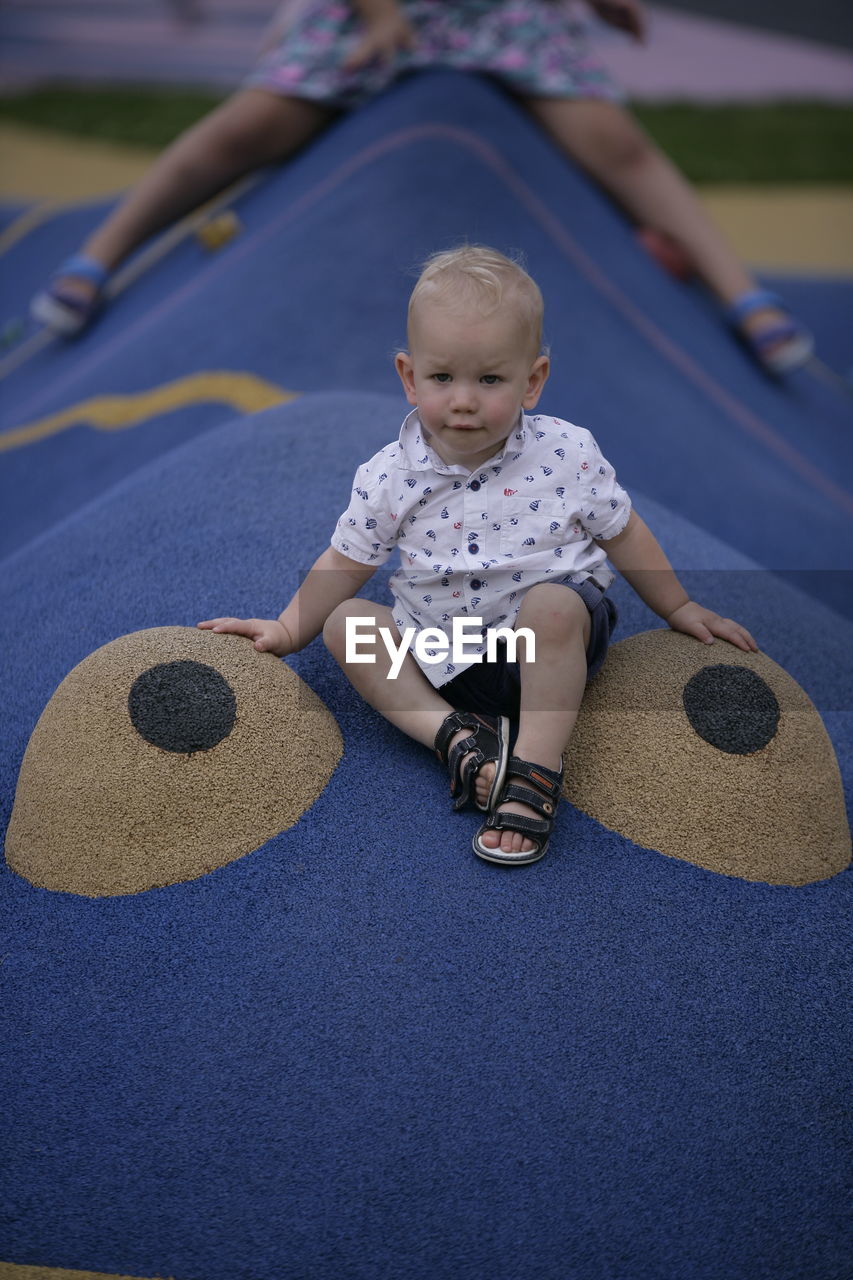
[438,578,617,723]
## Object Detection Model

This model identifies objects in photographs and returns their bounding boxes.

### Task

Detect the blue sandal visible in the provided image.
[30,254,109,336]
[728,289,814,375]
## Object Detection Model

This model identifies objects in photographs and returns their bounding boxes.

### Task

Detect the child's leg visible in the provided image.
[478,584,590,857]
[522,97,792,343]
[323,601,490,785]
[54,90,333,296]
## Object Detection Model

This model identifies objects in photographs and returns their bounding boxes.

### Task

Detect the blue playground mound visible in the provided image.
[1,391,851,1280]
[1,73,852,603]
[1,69,851,1279]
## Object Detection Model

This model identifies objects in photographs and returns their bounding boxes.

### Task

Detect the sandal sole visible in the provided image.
[30,291,98,337]
[472,833,549,866]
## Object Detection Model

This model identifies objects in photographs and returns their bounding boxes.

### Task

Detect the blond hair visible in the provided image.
[407,245,544,354]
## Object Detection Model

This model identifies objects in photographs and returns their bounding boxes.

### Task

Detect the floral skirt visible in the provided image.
[245,0,622,108]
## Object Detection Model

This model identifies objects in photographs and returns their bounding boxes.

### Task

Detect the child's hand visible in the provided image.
[666,601,757,653]
[196,616,292,655]
[587,0,646,42]
[344,8,415,69]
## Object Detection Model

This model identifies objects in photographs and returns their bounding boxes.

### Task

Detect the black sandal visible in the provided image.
[434,710,510,813]
[472,756,564,866]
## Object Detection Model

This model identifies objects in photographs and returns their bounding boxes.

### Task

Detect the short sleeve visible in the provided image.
[576,431,632,541]
[330,453,400,566]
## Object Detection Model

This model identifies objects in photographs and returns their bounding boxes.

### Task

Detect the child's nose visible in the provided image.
[450,381,476,409]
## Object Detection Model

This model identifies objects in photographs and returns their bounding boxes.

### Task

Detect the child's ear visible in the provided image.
[395,351,418,405]
[522,354,550,409]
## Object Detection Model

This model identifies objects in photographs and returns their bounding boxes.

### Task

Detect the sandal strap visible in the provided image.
[449,733,481,803]
[501,779,558,819]
[53,254,109,288]
[726,289,785,325]
[448,736,477,808]
[726,290,814,373]
[745,319,800,354]
[481,808,551,839]
[505,756,563,802]
[435,710,506,811]
[726,290,801,353]
[434,710,477,762]
[43,289,96,316]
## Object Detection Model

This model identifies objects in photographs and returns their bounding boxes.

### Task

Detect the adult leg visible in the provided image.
[478,584,590,856]
[523,96,796,350]
[53,90,333,298]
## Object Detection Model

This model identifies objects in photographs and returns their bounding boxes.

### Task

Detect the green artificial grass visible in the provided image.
[0,87,851,183]
[0,87,225,150]
[633,101,853,184]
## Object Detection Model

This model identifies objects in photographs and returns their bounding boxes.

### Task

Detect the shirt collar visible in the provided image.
[397,409,529,474]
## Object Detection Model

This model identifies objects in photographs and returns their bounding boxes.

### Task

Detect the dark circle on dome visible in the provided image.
[682,665,779,755]
[128,661,237,754]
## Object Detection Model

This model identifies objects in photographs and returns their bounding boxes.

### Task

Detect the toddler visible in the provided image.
[199,245,757,866]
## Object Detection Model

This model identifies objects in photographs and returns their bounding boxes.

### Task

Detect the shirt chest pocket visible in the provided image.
[499,496,566,557]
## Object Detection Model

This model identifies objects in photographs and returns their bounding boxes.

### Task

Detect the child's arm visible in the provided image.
[344,0,415,69]
[197,545,377,656]
[597,511,757,652]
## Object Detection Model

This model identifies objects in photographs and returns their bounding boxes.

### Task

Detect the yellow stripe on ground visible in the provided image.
[0,1265,172,1280]
[0,371,296,452]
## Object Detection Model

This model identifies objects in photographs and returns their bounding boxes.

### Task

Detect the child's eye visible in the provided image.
[481,375,502,385]
[432,373,451,383]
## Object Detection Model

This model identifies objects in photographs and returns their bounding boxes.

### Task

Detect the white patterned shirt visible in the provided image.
[331,410,632,685]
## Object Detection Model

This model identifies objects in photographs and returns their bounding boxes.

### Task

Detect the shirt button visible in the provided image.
[469,480,481,491]
[469,543,479,554]
[470,578,482,590]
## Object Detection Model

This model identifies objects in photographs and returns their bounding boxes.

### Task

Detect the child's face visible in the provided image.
[395,299,549,471]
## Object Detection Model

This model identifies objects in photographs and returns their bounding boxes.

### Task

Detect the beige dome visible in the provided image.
[564,630,850,885]
[6,626,342,897]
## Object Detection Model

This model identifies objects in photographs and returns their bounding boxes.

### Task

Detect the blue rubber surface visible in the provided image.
[2,74,852,591]
[1,71,852,1279]
[1,392,851,1280]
